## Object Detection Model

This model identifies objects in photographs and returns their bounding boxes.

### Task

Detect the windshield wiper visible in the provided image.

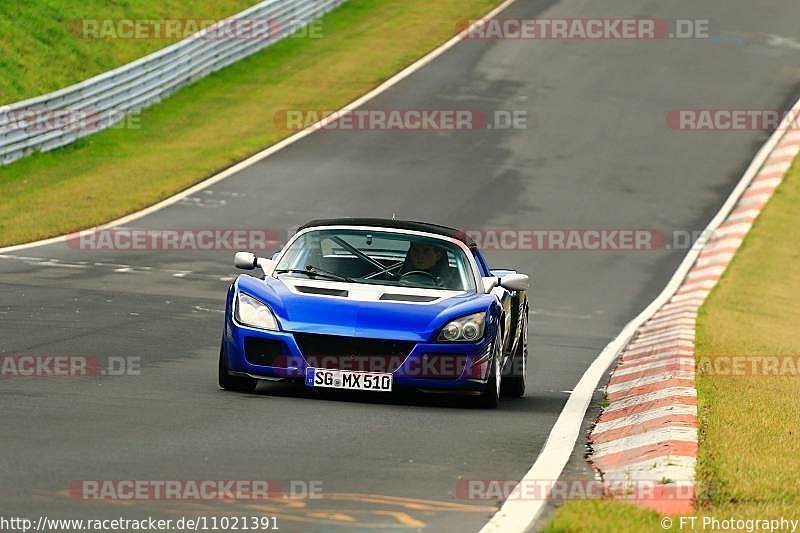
[330,236,398,279]
[274,265,354,283]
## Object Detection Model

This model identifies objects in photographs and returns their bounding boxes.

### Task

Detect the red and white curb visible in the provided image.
[586,125,800,515]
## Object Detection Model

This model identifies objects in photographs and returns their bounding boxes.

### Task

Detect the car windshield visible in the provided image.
[275,229,477,292]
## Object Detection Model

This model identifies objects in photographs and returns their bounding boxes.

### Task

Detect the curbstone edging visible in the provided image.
[586,121,800,515]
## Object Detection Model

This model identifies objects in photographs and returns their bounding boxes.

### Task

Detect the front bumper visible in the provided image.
[223,317,495,392]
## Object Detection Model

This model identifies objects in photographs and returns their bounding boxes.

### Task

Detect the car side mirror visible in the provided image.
[234,252,277,275]
[499,273,530,291]
[234,251,258,270]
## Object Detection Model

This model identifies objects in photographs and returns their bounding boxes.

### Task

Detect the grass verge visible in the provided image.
[694,158,800,517]
[542,500,667,533]
[0,0,259,103]
[0,0,501,246]
[543,159,800,531]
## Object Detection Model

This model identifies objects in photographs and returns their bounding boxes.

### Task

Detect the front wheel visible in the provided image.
[501,312,528,398]
[476,337,502,408]
[218,345,257,393]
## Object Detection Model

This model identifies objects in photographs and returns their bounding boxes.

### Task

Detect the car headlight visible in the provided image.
[437,312,486,342]
[235,292,279,330]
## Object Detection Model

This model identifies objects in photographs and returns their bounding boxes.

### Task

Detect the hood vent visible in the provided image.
[295,285,349,297]
[379,293,438,303]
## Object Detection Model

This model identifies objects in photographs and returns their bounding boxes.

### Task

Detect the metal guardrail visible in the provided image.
[0,0,345,165]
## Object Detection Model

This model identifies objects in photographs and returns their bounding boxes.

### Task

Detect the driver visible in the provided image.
[400,242,458,288]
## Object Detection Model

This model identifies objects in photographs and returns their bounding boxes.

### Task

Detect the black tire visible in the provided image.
[218,345,257,393]
[477,337,502,409]
[501,312,528,398]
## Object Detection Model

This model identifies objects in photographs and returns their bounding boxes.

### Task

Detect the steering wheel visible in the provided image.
[398,270,439,285]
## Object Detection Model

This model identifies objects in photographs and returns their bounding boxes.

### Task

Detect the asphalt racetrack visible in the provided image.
[2,0,800,530]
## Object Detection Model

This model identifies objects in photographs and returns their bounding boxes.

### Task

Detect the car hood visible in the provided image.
[235,274,494,342]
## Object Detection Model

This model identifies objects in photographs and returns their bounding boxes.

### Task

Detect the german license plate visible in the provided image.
[305,368,393,392]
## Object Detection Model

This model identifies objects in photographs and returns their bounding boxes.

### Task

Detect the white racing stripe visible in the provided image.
[638,317,696,333]
[693,252,736,269]
[626,333,695,352]
[758,161,792,176]
[591,426,698,458]
[659,298,705,311]
[592,404,698,436]
[670,289,712,303]
[612,358,695,378]
[601,456,696,483]
[602,387,696,414]
[724,208,760,224]
[625,340,691,358]
[736,192,773,208]
[619,352,693,369]
[769,145,800,159]
[606,371,695,396]
[628,328,696,345]
[630,331,696,347]
[713,221,753,237]
[704,237,746,251]
[782,131,800,144]
[644,308,699,323]
[685,264,726,280]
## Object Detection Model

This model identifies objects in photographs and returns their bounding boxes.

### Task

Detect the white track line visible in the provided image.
[480,96,800,533]
[0,0,519,256]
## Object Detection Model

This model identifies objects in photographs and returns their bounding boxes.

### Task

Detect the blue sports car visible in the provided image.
[219,218,530,407]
